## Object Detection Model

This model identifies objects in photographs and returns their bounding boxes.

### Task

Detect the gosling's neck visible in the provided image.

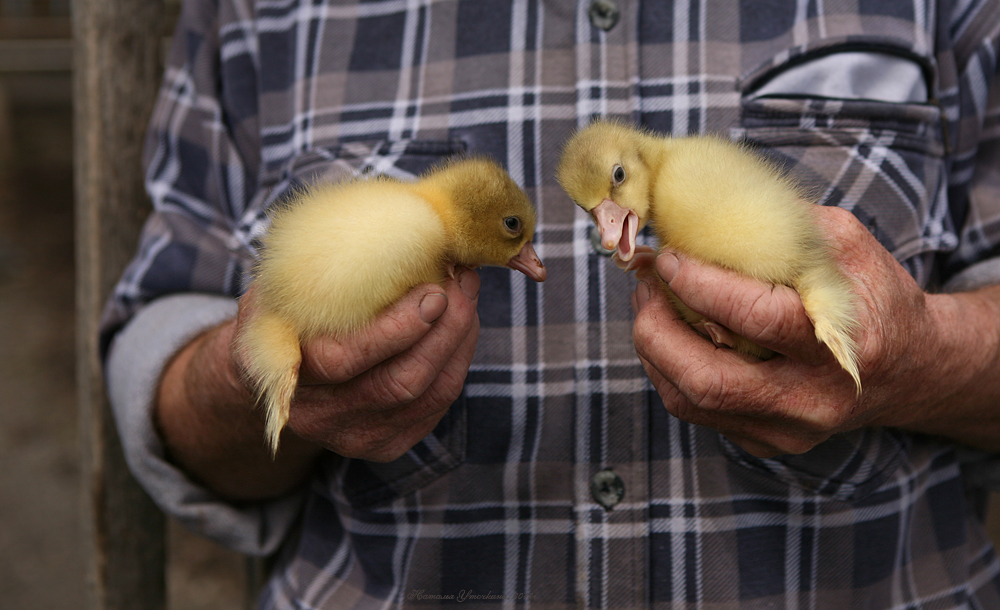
[410,177,476,263]
[624,132,666,226]
[640,132,671,192]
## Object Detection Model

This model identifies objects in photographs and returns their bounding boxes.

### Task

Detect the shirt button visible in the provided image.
[588,0,620,31]
[591,469,625,510]
[590,224,615,256]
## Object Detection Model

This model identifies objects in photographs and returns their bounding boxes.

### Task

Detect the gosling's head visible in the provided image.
[425,157,546,281]
[556,120,654,261]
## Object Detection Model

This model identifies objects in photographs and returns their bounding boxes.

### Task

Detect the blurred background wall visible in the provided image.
[2,1,1000,609]
[0,1,249,608]
[0,2,82,608]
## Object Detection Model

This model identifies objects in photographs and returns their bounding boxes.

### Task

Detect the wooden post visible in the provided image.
[73,0,167,608]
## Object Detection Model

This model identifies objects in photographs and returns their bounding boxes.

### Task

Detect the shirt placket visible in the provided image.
[571,1,650,608]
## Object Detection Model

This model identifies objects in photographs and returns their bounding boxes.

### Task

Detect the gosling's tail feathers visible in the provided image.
[237,313,302,456]
[796,264,862,394]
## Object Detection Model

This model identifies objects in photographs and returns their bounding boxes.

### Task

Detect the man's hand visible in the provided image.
[157,267,481,500]
[236,267,481,462]
[631,206,1000,458]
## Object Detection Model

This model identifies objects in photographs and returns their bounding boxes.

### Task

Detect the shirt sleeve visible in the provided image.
[943,1,1000,287]
[98,0,354,552]
[98,0,260,355]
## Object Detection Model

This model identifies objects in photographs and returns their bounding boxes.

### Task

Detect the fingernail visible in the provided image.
[634,281,651,311]
[704,322,735,349]
[458,267,480,300]
[420,293,448,323]
[658,251,679,283]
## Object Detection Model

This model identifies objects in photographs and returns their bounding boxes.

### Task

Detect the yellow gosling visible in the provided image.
[240,157,546,454]
[557,120,860,393]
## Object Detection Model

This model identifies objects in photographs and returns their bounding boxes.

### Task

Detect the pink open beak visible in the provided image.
[592,198,639,262]
[507,241,546,282]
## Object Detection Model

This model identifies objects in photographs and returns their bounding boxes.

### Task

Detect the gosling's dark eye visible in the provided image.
[504,216,522,233]
[612,164,626,186]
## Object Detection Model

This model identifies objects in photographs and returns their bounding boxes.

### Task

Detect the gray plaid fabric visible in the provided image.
[102,0,1000,607]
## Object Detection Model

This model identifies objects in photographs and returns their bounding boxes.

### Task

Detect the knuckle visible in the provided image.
[334,435,374,460]
[632,309,666,357]
[800,403,849,433]
[307,338,358,383]
[380,308,413,338]
[774,436,821,456]
[671,397,700,424]
[824,206,874,253]
[632,316,651,353]
[724,431,778,458]
[738,294,772,338]
[823,205,855,234]
[418,385,462,416]
[826,204,854,225]
[738,288,799,345]
[379,370,420,404]
[633,304,654,332]
[376,362,432,405]
[676,362,725,408]
[431,375,465,407]
[286,413,322,445]
[337,426,394,460]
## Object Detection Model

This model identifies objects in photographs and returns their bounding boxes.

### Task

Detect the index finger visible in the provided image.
[299,270,478,384]
[632,276,781,412]
[655,250,830,365]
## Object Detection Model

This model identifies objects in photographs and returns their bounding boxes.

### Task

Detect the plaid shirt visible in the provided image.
[103,0,1000,607]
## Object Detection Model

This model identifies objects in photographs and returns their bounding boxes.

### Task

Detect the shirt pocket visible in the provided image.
[735,95,954,279]
[331,394,469,509]
[723,52,935,499]
[718,428,910,501]
[347,137,471,179]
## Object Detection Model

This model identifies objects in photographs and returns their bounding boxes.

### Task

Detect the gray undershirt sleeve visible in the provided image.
[105,293,305,556]
[943,258,1000,294]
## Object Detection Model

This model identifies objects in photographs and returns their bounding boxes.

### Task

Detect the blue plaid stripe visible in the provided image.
[102,0,1000,607]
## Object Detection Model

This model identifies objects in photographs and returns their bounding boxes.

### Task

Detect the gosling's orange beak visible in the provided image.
[592,198,639,262]
[507,241,546,282]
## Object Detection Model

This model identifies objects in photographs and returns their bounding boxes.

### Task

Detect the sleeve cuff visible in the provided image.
[944,257,1000,293]
[945,260,1000,485]
[105,292,305,556]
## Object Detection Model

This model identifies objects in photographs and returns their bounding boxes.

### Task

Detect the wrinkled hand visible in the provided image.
[631,206,955,458]
[232,267,481,463]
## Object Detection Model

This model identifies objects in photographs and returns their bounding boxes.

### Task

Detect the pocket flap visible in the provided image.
[719,427,909,501]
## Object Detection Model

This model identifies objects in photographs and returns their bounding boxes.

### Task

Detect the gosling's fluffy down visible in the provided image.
[556,120,861,392]
[240,157,546,454]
